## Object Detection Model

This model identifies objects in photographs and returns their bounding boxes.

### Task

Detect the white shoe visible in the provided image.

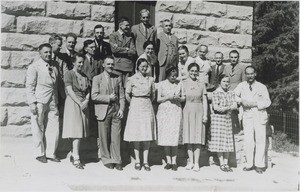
[185,162,194,170]
[193,164,200,172]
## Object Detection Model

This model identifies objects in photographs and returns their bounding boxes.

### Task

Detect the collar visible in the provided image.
[216,87,228,93]
[118,29,124,36]
[137,71,148,79]
[247,80,256,86]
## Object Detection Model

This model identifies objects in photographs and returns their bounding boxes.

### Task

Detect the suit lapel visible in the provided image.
[138,23,147,38]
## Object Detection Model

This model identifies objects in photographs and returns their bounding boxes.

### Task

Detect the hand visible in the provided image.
[230,104,236,110]
[30,103,37,115]
[109,93,117,102]
[203,116,208,123]
[80,100,89,111]
[116,110,124,119]
[241,99,250,107]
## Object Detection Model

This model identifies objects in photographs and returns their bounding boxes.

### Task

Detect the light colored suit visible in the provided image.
[131,23,157,56]
[91,71,125,165]
[223,63,247,91]
[157,32,178,81]
[235,81,271,168]
[26,58,63,158]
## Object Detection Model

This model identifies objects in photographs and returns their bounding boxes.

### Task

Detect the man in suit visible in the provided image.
[110,17,136,86]
[131,9,157,57]
[157,19,178,81]
[223,50,247,134]
[26,43,65,163]
[209,52,225,90]
[93,24,112,62]
[235,66,271,174]
[92,56,125,170]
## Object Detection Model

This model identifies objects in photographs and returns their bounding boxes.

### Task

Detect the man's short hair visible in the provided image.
[140,9,150,17]
[245,65,257,73]
[94,24,104,31]
[196,44,208,52]
[49,34,62,44]
[119,17,129,25]
[229,50,239,57]
[38,43,52,51]
[215,51,223,57]
[104,55,114,63]
[66,32,77,41]
[70,53,85,63]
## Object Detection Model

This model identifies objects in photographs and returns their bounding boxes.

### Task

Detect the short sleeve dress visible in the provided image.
[62,70,90,138]
[181,78,207,144]
[156,80,183,146]
[208,88,235,152]
[124,73,157,142]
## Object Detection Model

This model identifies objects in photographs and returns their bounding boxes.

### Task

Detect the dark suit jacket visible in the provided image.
[223,63,247,91]
[209,64,225,90]
[131,23,157,56]
[157,32,178,67]
[81,55,102,83]
[94,40,112,61]
[109,31,136,72]
[91,72,125,121]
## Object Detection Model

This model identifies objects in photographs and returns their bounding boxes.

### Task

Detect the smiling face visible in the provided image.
[188,66,199,80]
[220,76,230,91]
[73,56,84,72]
[140,12,150,26]
[39,46,52,63]
[197,46,208,59]
[215,53,223,65]
[179,49,188,62]
[144,44,154,56]
[119,20,130,34]
[138,61,149,76]
[103,58,115,75]
[245,67,256,84]
[84,42,96,56]
[66,36,76,52]
[167,70,178,84]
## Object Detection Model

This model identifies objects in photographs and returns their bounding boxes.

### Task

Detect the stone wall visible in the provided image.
[1,1,115,136]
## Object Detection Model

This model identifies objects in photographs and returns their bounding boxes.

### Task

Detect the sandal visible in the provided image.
[224,165,233,172]
[143,163,151,171]
[73,159,84,169]
[220,164,227,172]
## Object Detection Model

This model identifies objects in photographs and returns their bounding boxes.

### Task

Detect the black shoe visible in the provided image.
[36,156,47,163]
[104,163,114,169]
[164,163,172,170]
[243,166,255,171]
[135,163,142,171]
[48,157,61,162]
[172,164,178,171]
[255,167,264,174]
[115,164,123,171]
[143,163,151,171]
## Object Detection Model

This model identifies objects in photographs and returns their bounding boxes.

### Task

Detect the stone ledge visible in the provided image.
[1,108,8,126]
[219,33,252,48]
[10,51,40,69]
[172,28,187,44]
[7,107,31,126]
[240,20,252,35]
[1,33,50,51]
[156,1,191,13]
[82,20,114,38]
[186,30,220,46]
[1,125,32,137]
[1,1,46,16]
[46,2,91,19]
[1,51,10,69]
[191,1,226,17]
[1,70,27,88]
[173,14,206,30]
[84,0,115,6]
[1,14,16,32]
[1,88,28,107]
[206,17,241,34]
[155,12,174,27]
[91,5,115,22]
[226,4,253,21]
[17,16,83,36]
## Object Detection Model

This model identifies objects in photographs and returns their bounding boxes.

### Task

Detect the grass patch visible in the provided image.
[272,131,299,154]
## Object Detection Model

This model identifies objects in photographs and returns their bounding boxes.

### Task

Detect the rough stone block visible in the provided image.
[1,70,27,88]
[84,0,115,6]
[1,1,46,16]
[74,37,87,53]
[1,33,50,51]
[182,44,199,58]
[1,14,16,32]
[91,5,115,22]
[240,20,252,35]
[172,28,187,44]
[173,14,206,30]
[1,51,10,69]
[10,51,40,69]
[191,2,226,17]
[47,2,90,19]
[206,17,240,33]
[82,20,114,38]
[1,88,28,107]
[240,48,252,63]
[156,1,191,13]
[7,107,31,125]
[155,12,174,27]
[1,108,8,126]
[17,16,82,36]
[226,4,253,20]
[1,125,32,137]
[187,30,220,46]
[219,34,252,48]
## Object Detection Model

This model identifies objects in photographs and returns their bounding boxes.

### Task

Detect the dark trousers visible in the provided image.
[98,105,122,165]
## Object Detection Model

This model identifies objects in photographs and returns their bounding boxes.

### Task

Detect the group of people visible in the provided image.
[26,9,271,174]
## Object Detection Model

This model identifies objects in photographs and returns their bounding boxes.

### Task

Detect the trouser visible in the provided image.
[231,109,241,134]
[159,64,167,82]
[98,105,122,165]
[31,97,59,158]
[243,116,266,168]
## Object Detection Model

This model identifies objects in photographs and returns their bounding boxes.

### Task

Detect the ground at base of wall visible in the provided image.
[0,137,298,191]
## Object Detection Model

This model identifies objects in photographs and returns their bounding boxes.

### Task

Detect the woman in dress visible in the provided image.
[156,67,184,171]
[177,45,195,81]
[208,74,237,172]
[182,63,208,172]
[62,53,90,169]
[124,58,156,171]
[136,41,158,80]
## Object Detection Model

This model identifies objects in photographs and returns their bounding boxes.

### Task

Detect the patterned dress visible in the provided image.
[156,80,183,146]
[182,78,207,144]
[208,87,235,152]
[124,72,157,142]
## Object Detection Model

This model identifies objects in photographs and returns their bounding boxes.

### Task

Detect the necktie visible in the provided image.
[145,26,148,38]
[90,57,93,66]
[216,65,220,76]
[231,65,235,73]
[249,84,252,91]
